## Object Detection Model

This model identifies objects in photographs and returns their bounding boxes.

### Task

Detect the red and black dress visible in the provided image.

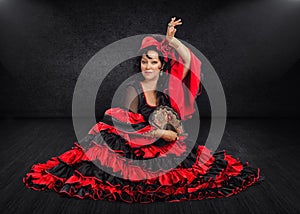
[23,49,262,203]
[23,80,261,203]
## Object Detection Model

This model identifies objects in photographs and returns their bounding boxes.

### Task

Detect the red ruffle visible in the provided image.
[23,142,260,203]
[105,108,146,124]
[87,118,179,150]
[88,120,152,136]
[24,142,242,184]
[23,108,261,203]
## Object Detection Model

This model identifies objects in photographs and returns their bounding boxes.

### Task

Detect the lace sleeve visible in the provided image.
[123,86,139,113]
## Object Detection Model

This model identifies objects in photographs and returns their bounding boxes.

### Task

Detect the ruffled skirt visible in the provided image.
[23,108,261,203]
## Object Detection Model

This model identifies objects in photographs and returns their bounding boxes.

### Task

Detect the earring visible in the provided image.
[160,70,163,76]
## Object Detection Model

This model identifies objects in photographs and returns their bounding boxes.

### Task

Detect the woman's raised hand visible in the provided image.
[166,17,182,43]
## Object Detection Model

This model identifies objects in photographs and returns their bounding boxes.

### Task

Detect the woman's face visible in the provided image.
[140,50,162,81]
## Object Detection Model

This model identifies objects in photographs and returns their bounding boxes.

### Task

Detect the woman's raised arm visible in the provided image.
[166,17,191,79]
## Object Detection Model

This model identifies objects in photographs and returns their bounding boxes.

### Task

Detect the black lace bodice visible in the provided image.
[124,81,171,121]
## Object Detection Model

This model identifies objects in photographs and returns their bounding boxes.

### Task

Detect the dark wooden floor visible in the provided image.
[0,118,299,214]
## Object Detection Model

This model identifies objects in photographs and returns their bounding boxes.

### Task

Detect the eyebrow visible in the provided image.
[146,54,153,59]
[142,56,158,61]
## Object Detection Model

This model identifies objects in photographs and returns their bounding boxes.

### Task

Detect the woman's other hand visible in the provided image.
[161,130,179,142]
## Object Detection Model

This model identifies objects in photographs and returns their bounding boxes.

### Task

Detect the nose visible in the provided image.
[146,62,152,69]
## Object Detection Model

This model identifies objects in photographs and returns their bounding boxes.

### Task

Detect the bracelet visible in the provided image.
[142,129,164,138]
[151,129,157,137]
[142,129,158,138]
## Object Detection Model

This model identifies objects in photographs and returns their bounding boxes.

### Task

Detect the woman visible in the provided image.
[23,17,261,203]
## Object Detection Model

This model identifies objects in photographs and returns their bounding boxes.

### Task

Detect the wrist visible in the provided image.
[155,129,165,138]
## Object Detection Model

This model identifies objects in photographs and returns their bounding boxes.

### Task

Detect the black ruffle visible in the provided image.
[79,130,198,171]
[26,149,261,203]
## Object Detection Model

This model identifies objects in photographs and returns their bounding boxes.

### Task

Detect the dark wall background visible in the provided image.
[0,0,300,118]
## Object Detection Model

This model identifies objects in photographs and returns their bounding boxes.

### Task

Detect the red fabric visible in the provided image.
[139,36,201,120]
[88,108,152,136]
[23,143,215,187]
[139,36,172,59]
[23,105,261,202]
[105,108,146,124]
[23,142,260,203]
[167,49,201,120]
[135,138,186,159]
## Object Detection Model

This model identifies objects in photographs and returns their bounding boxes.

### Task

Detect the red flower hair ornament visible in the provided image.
[139,36,174,61]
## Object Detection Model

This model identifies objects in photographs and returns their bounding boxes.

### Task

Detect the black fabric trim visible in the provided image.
[25,152,261,203]
[79,131,199,171]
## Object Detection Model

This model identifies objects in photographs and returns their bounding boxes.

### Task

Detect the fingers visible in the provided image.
[170,17,182,26]
[171,132,179,141]
[174,19,182,25]
[162,130,179,141]
[171,21,182,26]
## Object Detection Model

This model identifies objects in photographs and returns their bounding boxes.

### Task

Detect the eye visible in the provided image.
[141,61,146,64]
[152,61,158,64]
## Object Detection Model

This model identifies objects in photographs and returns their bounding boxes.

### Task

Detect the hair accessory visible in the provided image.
[139,36,173,59]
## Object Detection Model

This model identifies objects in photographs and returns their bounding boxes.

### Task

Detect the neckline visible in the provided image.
[139,82,157,107]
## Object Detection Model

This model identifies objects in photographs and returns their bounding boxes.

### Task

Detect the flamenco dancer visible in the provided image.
[23,17,262,203]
